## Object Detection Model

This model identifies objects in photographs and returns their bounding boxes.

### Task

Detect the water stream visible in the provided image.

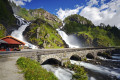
[42,65,74,80]
[11,15,38,49]
[42,53,120,80]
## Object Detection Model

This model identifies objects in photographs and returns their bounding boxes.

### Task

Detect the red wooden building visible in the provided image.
[0,36,25,51]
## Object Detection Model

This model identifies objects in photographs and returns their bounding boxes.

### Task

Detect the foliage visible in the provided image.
[63,61,88,80]
[0,24,6,38]
[17,57,58,80]
[63,14,120,47]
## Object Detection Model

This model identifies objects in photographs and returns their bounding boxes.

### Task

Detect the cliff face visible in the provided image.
[23,18,65,48]
[0,0,18,35]
[63,14,120,47]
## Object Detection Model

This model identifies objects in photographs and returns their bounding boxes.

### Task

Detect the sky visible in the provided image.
[9,0,120,28]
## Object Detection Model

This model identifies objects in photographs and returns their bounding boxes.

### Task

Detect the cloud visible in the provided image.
[80,0,120,28]
[87,0,99,6]
[56,6,83,21]
[80,7,102,25]
[56,0,120,28]
[9,0,32,6]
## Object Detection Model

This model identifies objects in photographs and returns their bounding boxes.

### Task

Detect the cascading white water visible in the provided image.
[11,14,38,49]
[56,28,81,48]
[42,65,74,80]
[70,60,120,79]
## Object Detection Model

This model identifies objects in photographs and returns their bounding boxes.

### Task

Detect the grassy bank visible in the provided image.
[17,57,58,80]
[63,61,88,80]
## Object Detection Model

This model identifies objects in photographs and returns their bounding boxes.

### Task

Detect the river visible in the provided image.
[42,53,120,80]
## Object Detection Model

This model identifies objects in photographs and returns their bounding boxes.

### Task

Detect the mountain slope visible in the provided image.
[10,2,62,29]
[63,14,120,47]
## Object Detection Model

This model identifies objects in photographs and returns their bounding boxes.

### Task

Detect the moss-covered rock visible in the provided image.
[0,0,18,35]
[76,32,93,47]
[23,18,65,49]
[0,24,6,38]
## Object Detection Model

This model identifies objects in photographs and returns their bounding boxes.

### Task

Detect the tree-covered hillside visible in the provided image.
[63,14,120,47]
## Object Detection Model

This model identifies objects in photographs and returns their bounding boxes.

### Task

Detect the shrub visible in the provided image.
[17,57,58,80]
[63,61,88,80]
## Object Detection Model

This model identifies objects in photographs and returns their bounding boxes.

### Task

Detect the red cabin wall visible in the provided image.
[0,49,6,51]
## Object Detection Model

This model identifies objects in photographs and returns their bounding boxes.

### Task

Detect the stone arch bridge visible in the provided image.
[0,47,116,65]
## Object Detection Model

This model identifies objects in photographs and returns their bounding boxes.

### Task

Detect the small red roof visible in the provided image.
[1,36,25,45]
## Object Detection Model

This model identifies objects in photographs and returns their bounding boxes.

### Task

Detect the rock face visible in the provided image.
[23,18,65,48]
[64,14,93,25]
[10,2,62,29]
[0,0,18,35]
[76,33,93,47]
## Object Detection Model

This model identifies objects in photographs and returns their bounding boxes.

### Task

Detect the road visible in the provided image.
[0,47,116,54]
[0,57,24,80]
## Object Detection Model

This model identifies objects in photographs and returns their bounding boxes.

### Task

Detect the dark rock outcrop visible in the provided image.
[0,0,18,35]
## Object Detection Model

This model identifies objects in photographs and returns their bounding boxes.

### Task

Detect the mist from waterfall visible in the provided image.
[56,23,81,48]
[11,15,38,49]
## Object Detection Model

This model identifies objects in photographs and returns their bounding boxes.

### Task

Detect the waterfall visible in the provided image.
[11,14,38,49]
[56,23,81,48]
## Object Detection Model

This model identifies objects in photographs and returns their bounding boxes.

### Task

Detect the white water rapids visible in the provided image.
[42,60,120,80]
[11,15,38,49]
[42,65,74,80]
[70,60,120,79]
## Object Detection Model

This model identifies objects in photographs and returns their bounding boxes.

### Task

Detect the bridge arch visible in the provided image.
[42,58,61,65]
[70,54,81,61]
[40,55,61,65]
[86,53,94,59]
[97,52,103,56]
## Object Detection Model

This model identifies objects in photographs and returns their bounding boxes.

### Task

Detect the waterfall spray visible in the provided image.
[56,23,81,48]
[11,15,38,49]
